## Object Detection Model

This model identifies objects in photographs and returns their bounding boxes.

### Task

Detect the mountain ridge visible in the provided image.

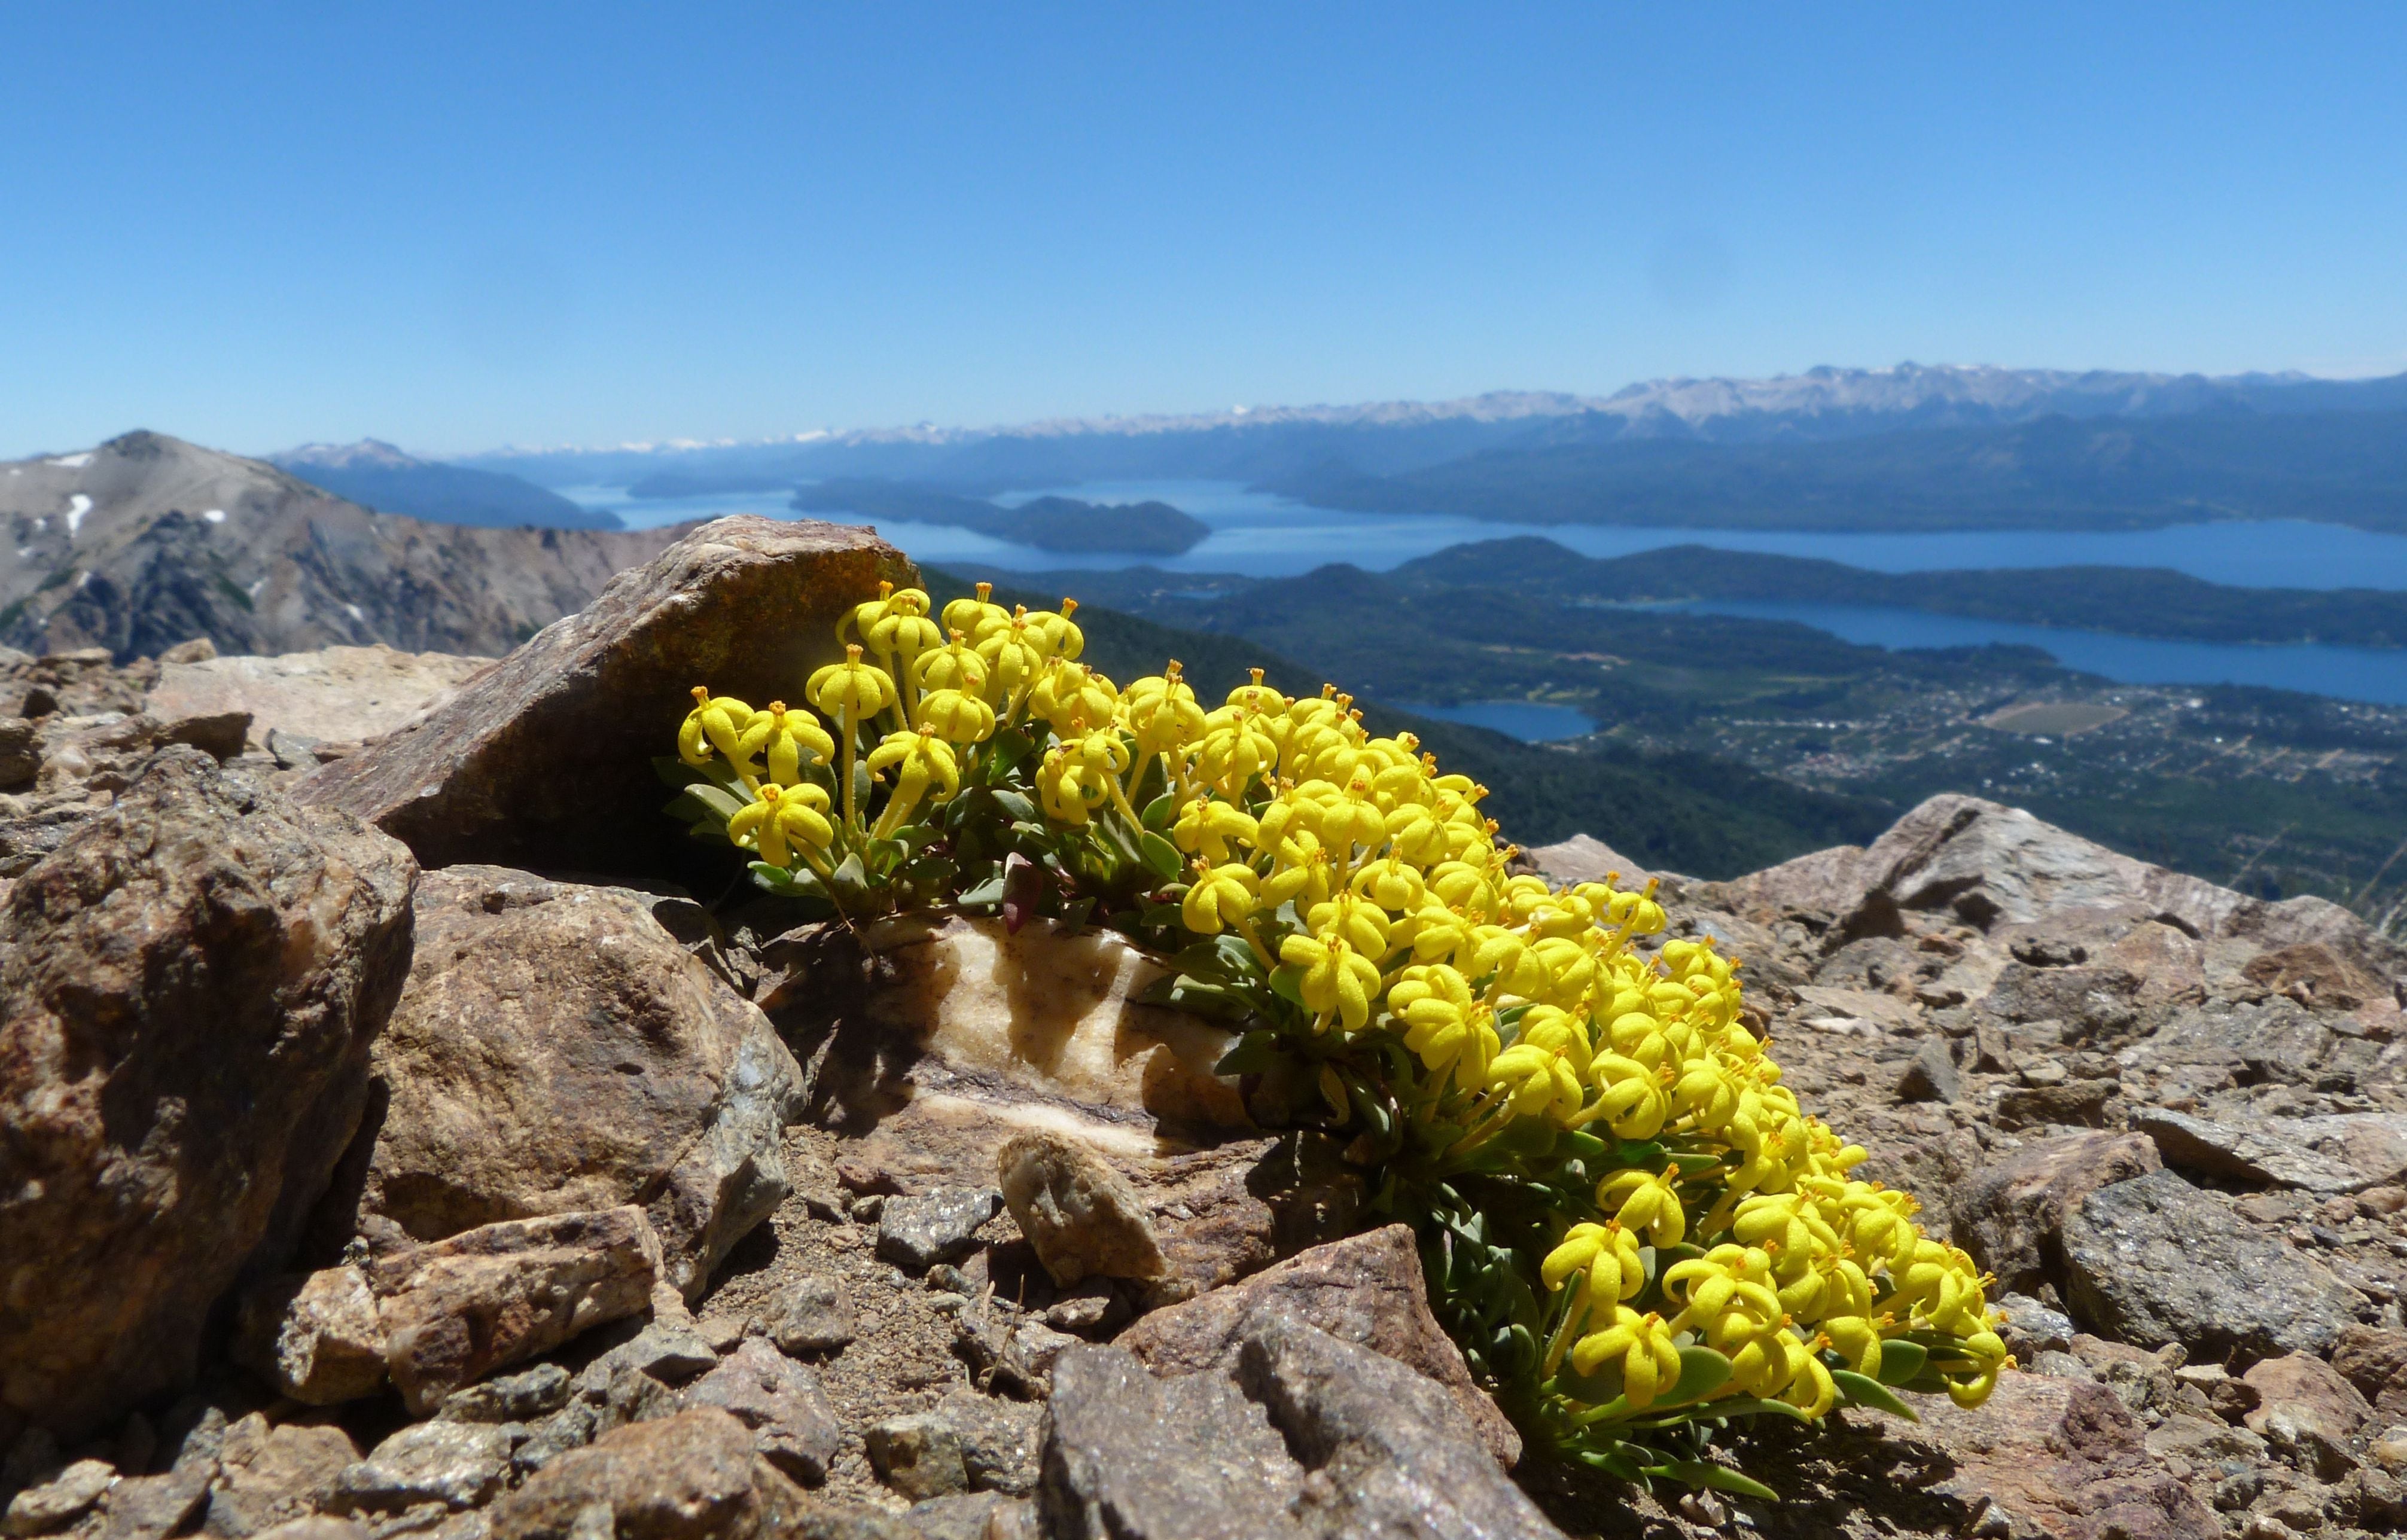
[2,431,683,660]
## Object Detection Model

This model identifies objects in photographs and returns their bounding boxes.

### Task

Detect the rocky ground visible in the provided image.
[5,516,2407,1540]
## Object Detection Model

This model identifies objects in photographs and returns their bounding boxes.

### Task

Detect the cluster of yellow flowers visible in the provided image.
[673,580,2009,1446]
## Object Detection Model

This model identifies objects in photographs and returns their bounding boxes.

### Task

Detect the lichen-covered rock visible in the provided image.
[679,1340,840,1486]
[327,867,804,1301]
[0,748,416,1438]
[232,1268,388,1407]
[2062,1168,2369,1359]
[1955,1130,2161,1297]
[488,1408,808,1540]
[296,516,913,880]
[1117,1225,1520,1470]
[1041,1318,1561,1540]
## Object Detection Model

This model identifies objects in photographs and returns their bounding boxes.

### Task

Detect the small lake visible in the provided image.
[1386,700,1596,742]
[1667,600,2407,707]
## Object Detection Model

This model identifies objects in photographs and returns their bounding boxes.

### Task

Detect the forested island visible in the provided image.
[792,478,1209,555]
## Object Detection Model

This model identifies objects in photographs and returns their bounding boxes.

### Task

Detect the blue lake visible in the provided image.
[1664,600,2407,708]
[568,477,2407,591]
[559,477,2407,709]
[1386,700,1596,742]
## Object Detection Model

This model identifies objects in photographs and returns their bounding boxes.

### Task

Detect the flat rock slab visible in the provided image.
[2063,1168,2368,1360]
[145,647,490,752]
[296,516,913,879]
[0,748,416,1439]
[2134,1106,2407,1194]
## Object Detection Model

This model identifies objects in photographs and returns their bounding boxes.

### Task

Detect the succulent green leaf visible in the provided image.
[1830,1369,1921,1422]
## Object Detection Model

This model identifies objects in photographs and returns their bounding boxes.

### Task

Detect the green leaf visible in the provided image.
[1660,1344,1733,1408]
[1212,1032,1284,1076]
[1137,830,1184,882]
[1689,1395,1812,1425]
[991,789,1038,823]
[830,852,870,905]
[1268,965,1308,1010]
[653,754,703,789]
[1831,1370,1921,1422]
[1141,792,1177,831]
[956,874,1007,907]
[1643,1460,1780,1502]
[1873,1339,1930,1386]
[683,783,749,822]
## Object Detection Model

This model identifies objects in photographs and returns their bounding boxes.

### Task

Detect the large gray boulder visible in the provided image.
[295,516,913,880]
[318,865,805,1301]
[0,748,416,1438]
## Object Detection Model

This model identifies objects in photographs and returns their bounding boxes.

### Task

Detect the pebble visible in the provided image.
[765,1276,855,1356]
[876,1188,1004,1271]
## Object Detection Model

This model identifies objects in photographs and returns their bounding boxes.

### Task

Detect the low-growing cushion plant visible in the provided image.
[663,581,2013,1501]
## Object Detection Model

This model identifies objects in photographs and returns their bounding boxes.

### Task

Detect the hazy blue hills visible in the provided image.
[790,478,1208,555]
[274,441,621,530]
[1273,409,2407,533]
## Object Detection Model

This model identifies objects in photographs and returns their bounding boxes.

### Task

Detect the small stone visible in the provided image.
[996,1131,1166,1287]
[1044,1279,1130,1338]
[679,1340,841,1486]
[233,1268,389,1406]
[331,1425,514,1514]
[763,1277,853,1357]
[3,1460,115,1536]
[1994,1292,2075,1358]
[100,1464,215,1540]
[875,1188,1003,1271]
[931,1393,1039,1497]
[206,1417,359,1539]
[692,1316,748,1355]
[436,1365,573,1425]
[863,1417,966,1501]
[1893,1039,1961,1104]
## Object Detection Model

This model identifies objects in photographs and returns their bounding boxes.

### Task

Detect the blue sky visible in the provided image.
[4,3,2404,458]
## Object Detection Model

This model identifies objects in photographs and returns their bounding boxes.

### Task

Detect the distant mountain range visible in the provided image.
[272,440,621,530]
[452,362,2407,534]
[2,432,681,660]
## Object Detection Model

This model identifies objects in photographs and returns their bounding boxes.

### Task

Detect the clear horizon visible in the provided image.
[7,3,2405,459]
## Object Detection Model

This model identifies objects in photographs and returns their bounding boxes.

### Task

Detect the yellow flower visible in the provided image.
[1172,797,1260,864]
[737,701,835,786]
[913,630,991,700]
[865,727,959,838]
[1303,892,1391,958]
[1387,964,1496,1092]
[1542,1221,1644,1316]
[1567,1307,1683,1410]
[727,782,834,870]
[1028,661,1119,737]
[1487,1041,1583,1122]
[1597,1167,1686,1248]
[1278,931,1381,1032]
[918,688,997,745]
[1124,663,1206,758]
[1181,862,1260,935]
[807,644,897,725]
[680,688,754,767]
